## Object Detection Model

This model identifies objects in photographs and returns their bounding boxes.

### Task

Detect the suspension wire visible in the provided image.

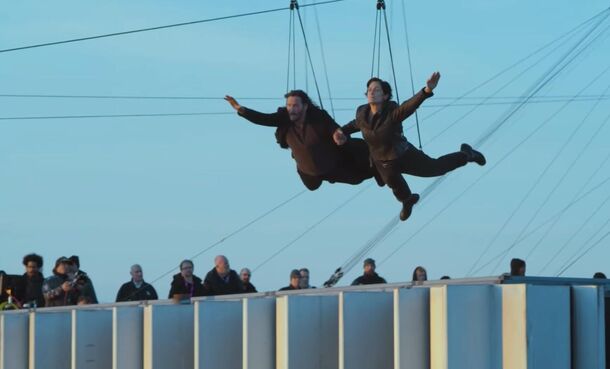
[0,112,236,121]
[370,10,380,78]
[556,229,610,277]
[523,83,610,263]
[400,0,422,148]
[0,0,347,54]
[293,6,297,90]
[286,10,294,93]
[468,175,610,275]
[294,1,325,109]
[377,7,383,77]
[253,183,372,272]
[381,3,400,104]
[312,4,336,118]
[132,189,307,299]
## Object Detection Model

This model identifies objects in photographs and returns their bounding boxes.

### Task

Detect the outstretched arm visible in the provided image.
[334,119,360,146]
[225,95,281,127]
[390,71,439,123]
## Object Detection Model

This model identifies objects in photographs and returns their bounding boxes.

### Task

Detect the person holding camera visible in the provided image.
[42,256,97,307]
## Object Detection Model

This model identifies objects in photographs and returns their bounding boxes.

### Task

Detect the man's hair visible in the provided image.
[179,259,194,270]
[240,268,251,275]
[299,268,309,274]
[284,90,317,108]
[593,272,607,279]
[130,264,142,272]
[68,255,80,268]
[23,253,43,268]
[366,77,393,101]
[510,258,526,276]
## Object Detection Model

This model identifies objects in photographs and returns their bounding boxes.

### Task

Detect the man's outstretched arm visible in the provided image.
[225,95,280,127]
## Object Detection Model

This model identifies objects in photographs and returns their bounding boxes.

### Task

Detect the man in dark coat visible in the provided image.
[116,264,158,302]
[169,259,206,300]
[225,90,382,191]
[202,255,242,296]
[351,258,387,286]
[334,72,486,221]
[13,253,45,308]
[239,268,257,293]
[279,269,302,291]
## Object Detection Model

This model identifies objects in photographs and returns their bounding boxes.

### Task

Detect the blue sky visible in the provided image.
[1,0,609,302]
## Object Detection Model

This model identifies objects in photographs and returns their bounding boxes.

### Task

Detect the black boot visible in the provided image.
[399,193,420,221]
[461,143,486,166]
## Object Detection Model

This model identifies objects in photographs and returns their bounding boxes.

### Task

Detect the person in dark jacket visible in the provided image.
[334,72,486,221]
[351,258,386,286]
[239,268,257,293]
[225,90,382,191]
[279,269,302,291]
[13,253,45,308]
[202,255,242,296]
[42,257,84,307]
[68,255,98,304]
[116,264,158,302]
[169,259,206,300]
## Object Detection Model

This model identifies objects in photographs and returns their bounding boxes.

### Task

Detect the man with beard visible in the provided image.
[225,91,382,191]
[14,253,45,308]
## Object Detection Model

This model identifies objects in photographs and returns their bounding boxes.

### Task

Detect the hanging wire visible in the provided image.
[294,1,325,109]
[400,0,422,149]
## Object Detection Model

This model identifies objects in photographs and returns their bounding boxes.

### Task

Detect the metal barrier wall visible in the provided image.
[0,277,606,369]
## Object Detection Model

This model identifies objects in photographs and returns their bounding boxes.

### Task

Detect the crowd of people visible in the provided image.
[0,253,605,309]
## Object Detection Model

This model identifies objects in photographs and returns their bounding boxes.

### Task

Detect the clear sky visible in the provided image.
[1,0,609,302]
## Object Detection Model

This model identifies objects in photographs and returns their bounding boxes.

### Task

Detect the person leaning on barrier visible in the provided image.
[510,258,526,277]
[240,268,257,293]
[13,253,45,308]
[279,269,302,291]
[116,264,158,302]
[299,268,316,289]
[412,266,428,284]
[351,258,387,286]
[169,259,206,300]
[202,255,242,296]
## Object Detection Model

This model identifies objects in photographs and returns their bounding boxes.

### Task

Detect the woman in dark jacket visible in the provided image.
[334,72,486,221]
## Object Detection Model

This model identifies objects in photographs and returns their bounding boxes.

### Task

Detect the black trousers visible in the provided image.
[374,145,468,202]
[298,138,377,191]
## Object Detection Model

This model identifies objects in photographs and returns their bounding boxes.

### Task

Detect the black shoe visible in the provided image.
[399,194,420,221]
[461,143,486,166]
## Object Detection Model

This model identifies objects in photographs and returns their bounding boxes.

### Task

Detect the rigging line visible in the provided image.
[293,9,297,91]
[524,83,610,263]
[377,7,383,78]
[400,0,422,149]
[0,0,347,54]
[556,230,610,277]
[382,5,400,104]
[286,10,294,93]
[370,10,380,78]
[252,183,372,272]
[537,136,610,274]
[470,175,610,275]
[487,67,610,274]
[420,7,610,123]
[2,94,609,104]
[146,189,307,288]
[473,65,610,275]
[312,4,336,118]
[295,4,325,109]
[342,216,399,272]
[542,191,610,274]
[476,16,610,148]
[0,112,236,121]
[383,60,610,269]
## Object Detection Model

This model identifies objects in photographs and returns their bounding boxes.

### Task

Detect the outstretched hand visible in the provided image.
[333,129,347,146]
[425,72,441,93]
[224,95,241,111]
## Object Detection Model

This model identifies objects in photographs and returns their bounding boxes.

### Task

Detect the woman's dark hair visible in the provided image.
[23,253,43,268]
[365,77,393,101]
[412,266,427,282]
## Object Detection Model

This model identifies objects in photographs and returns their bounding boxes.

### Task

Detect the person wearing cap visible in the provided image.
[351,258,387,285]
[279,269,302,291]
[42,257,79,307]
